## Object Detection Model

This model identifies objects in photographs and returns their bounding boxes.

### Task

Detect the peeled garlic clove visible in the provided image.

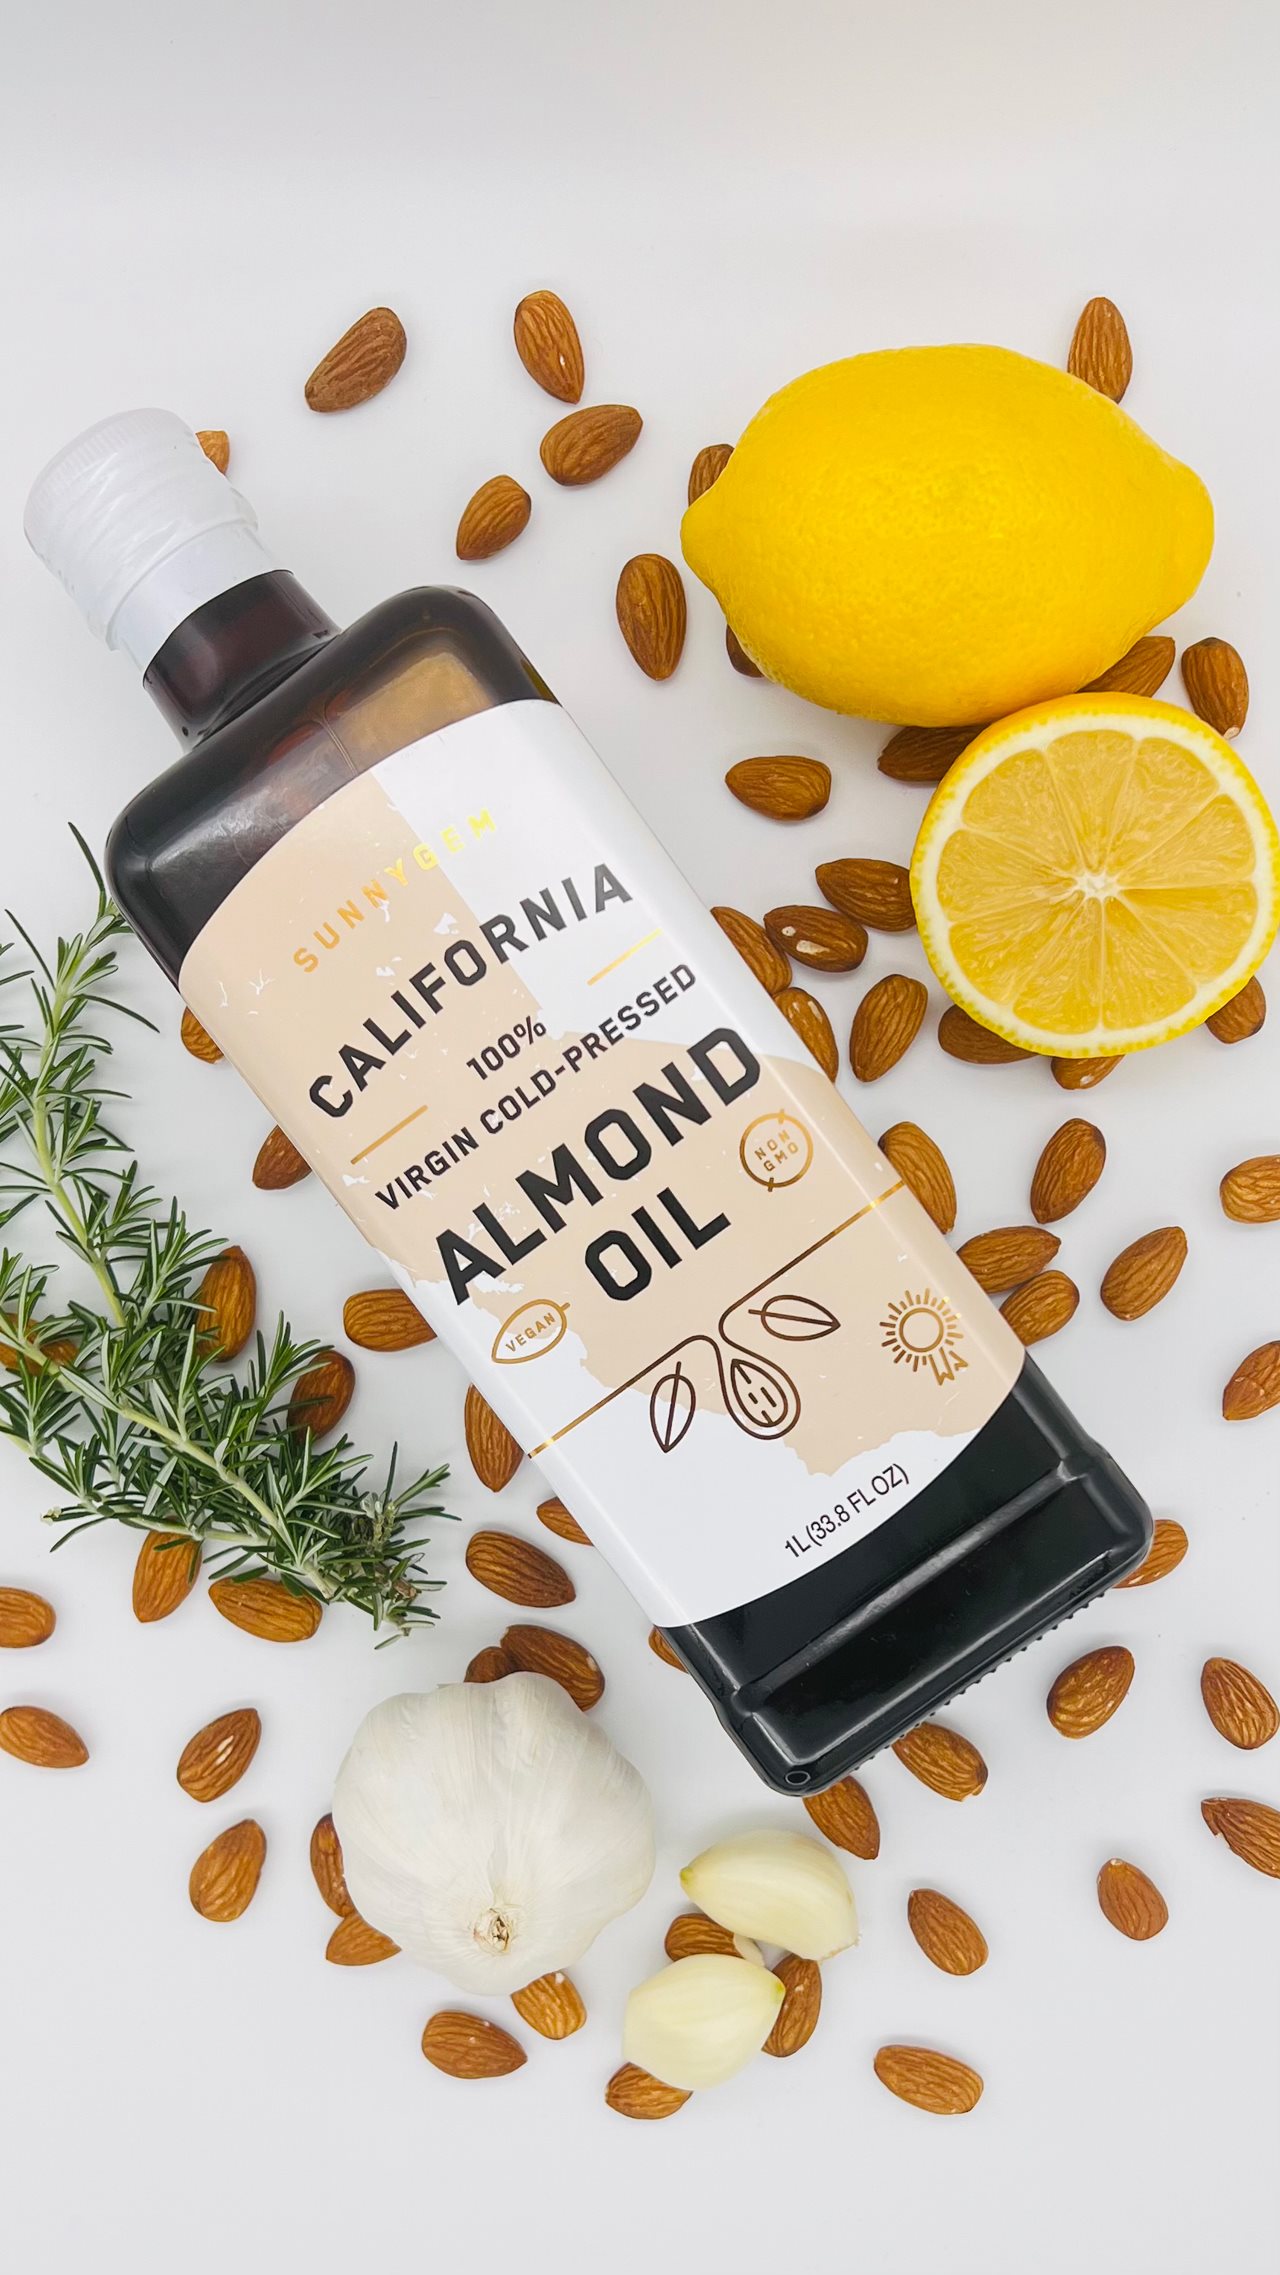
[623,1955,785,2091]
[680,1828,858,1960]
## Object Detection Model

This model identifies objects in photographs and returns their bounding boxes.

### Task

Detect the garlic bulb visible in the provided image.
[680,1828,858,1960]
[624,1955,784,2090]
[332,1674,655,1991]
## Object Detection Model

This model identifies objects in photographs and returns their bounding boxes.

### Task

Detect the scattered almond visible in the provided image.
[464,1385,524,1491]
[907,1889,988,1976]
[763,904,867,974]
[763,1956,822,2057]
[956,1225,1061,1295]
[1067,296,1132,401]
[327,1912,400,1965]
[305,307,406,413]
[816,857,915,932]
[775,986,839,1081]
[176,1707,261,1802]
[725,624,763,676]
[1201,1658,1279,1751]
[648,1626,685,1670]
[1083,635,1175,698]
[725,755,831,821]
[189,1818,266,1921]
[616,553,687,680]
[342,1288,434,1351]
[1100,1227,1188,1320]
[850,974,928,1082]
[252,1124,311,1190]
[466,1530,574,1609]
[1115,1517,1188,1589]
[1031,1119,1106,1223]
[1220,1156,1280,1224]
[195,1245,256,1360]
[537,1497,591,1546]
[664,1913,744,1960]
[1000,1269,1080,1345]
[1222,1341,1280,1422]
[511,1971,586,2039]
[456,476,532,562]
[0,1704,88,1768]
[132,1531,201,1623]
[1097,1858,1168,1940]
[501,1623,604,1709]
[1051,1055,1121,1090]
[180,1006,222,1063]
[874,2043,983,2115]
[287,1348,355,1439]
[310,1812,354,1917]
[878,723,977,784]
[1207,977,1266,1044]
[605,2062,691,2119]
[0,1317,76,1375]
[1201,1795,1280,1877]
[540,403,641,486]
[465,1644,516,1683]
[711,905,791,995]
[688,442,733,505]
[0,1588,56,1648]
[512,291,584,403]
[938,1005,1032,1064]
[1047,1644,1135,1738]
[878,1122,956,1233]
[803,1775,880,1860]
[196,429,230,474]
[422,2010,526,2078]
[892,1722,987,1801]
[1181,636,1249,738]
[208,1575,323,1643]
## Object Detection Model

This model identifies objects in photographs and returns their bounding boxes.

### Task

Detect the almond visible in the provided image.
[0,1587,56,1648]
[1115,1516,1188,1589]
[536,1497,591,1546]
[176,1707,261,1802]
[465,1530,574,1608]
[464,1385,524,1491]
[907,1889,988,1976]
[1220,1156,1280,1224]
[956,1225,1061,1295]
[132,1531,201,1623]
[465,1644,516,1683]
[616,553,687,681]
[664,1913,744,1961]
[1201,1657,1279,1751]
[725,755,831,821]
[816,857,915,933]
[1000,1269,1080,1346]
[1097,1858,1168,1940]
[512,291,584,403]
[287,1348,355,1439]
[878,724,977,784]
[763,904,867,974]
[850,974,928,1082]
[1181,636,1249,738]
[501,1622,604,1709]
[540,403,641,486]
[180,1006,222,1063]
[648,1626,685,1670]
[189,1818,266,1920]
[1047,1644,1135,1738]
[688,442,733,505]
[1083,636,1175,699]
[878,1122,956,1233]
[252,1124,311,1190]
[208,1575,323,1642]
[1201,1795,1280,1877]
[711,906,791,995]
[1223,1341,1280,1422]
[1051,1055,1121,1090]
[1100,1227,1188,1320]
[763,1955,822,2057]
[775,987,839,1081]
[305,307,406,412]
[327,1911,400,1965]
[511,1971,586,2039]
[456,476,531,562]
[1207,977,1266,1044]
[1067,296,1132,401]
[892,1722,987,1801]
[803,1775,880,1860]
[725,624,763,676]
[1031,1119,1106,1223]
[310,1812,355,1917]
[342,1287,434,1351]
[0,1704,88,1768]
[421,2010,526,2078]
[938,1005,1033,1065]
[873,2044,983,2115]
[605,2062,691,2120]
[0,1317,76,1375]
[195,1245,256,1359]
[196,429,230,474]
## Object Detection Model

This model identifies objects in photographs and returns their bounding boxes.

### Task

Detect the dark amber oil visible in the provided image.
[108,571,1153,1792]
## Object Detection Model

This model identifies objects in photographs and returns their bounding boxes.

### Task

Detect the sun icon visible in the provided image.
[880,1289,968,1385]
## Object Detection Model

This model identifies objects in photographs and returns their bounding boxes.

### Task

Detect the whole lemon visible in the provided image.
[681,345,1213,726]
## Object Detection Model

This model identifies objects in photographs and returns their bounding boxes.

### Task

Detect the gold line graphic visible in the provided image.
[349,1103,430,1165]
[588,928,662,985]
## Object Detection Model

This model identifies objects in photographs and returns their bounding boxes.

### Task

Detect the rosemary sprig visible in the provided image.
[0,836,449,1635]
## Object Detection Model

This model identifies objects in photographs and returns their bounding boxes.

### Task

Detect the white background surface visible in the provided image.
[2,4,1279,2269]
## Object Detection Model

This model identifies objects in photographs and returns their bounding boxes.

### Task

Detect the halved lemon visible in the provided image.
[910,694,1280,1056]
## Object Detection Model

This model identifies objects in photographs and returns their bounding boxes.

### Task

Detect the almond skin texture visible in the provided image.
[342,1288,434,1351]
[1208,977,1266,1043]
[132,1532,201,1623]
[1100,1227,1188,1320]
[605,2063,691,2120]
[180,1006,222,1063]
[1221,1156,1280,1224]
[422,2011,526,2078]
[803,1776,880,1860]
[763,1956,822,2057]
[1051,1055,1121,1090]
[764,904,867,974]
[287,1349,355,1439]
[305,307,406,412]
[1067,296,1132,401]
[189,1819,266,1920]
[879,723,977,784]
[775,987,839,1081]
[501,1623,604,1709]
[725,624,763,676]
[0,1588,56,1648]
[196,429,230,474]
[176,1708,261,1802]
[874,2044,983,2115]
[464,1385,523,1491]
[1000,1269,1080,1346]
[465,1530,574,1609]
[0,1705,88,1768]
[326,1912,400,1965]
[878,1122,956,1232]
[1047,1645,1135,1738]
[938,1005,1033,1065]
[850,974,928,1082]
[1097,1859,1168,1940]
[816,857,915,932]
[208,1576,323,1643]
[711,906,791,995]
[1201,1796,1280,1877]
[511,1971,586,2039]
[1201,1658,1279,1750]
[616,554,687,680]
[310,1813,355,1917]
[726,755,831,821]
[1031,1120,1106,1223]
[688,442,733,505]
[1223,1341,1280,1422]
[465,1644,517,1683]
[1181,637,1249,739]
[892,1722,987,1801]
[1083,635,1175,699]
[907,1889,988,1975]
[536,1497,591,1546]
[649,1627,685,1670]
[540,403,641,486]
[512,291,584,403]
[1115,1516,1189,1589]
[957,1225,1061,1295]
[195,1246,256,1360]
[664,1913,744,1960]
[252,1125,310,1189]
[455,476,531,562]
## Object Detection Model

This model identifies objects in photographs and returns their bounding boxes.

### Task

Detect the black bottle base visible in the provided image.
[664,1358,1151,1793]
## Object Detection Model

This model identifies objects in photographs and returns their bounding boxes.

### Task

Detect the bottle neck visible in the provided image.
[143,572,338,743]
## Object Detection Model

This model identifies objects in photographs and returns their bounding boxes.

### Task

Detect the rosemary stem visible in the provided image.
[27,950,127,1329]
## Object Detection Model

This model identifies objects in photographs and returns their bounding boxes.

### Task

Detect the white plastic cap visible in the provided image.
[24,409,279,673]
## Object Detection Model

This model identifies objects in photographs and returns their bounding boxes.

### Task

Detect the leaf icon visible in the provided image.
[727,1355,796,1434]
[650,1359,697,1453]
[748,1291,840,1342]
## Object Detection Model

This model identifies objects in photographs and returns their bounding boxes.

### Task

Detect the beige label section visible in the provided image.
[180,701,1022,1623]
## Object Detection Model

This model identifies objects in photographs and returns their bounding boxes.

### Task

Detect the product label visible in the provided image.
[180,701,1022,1624]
